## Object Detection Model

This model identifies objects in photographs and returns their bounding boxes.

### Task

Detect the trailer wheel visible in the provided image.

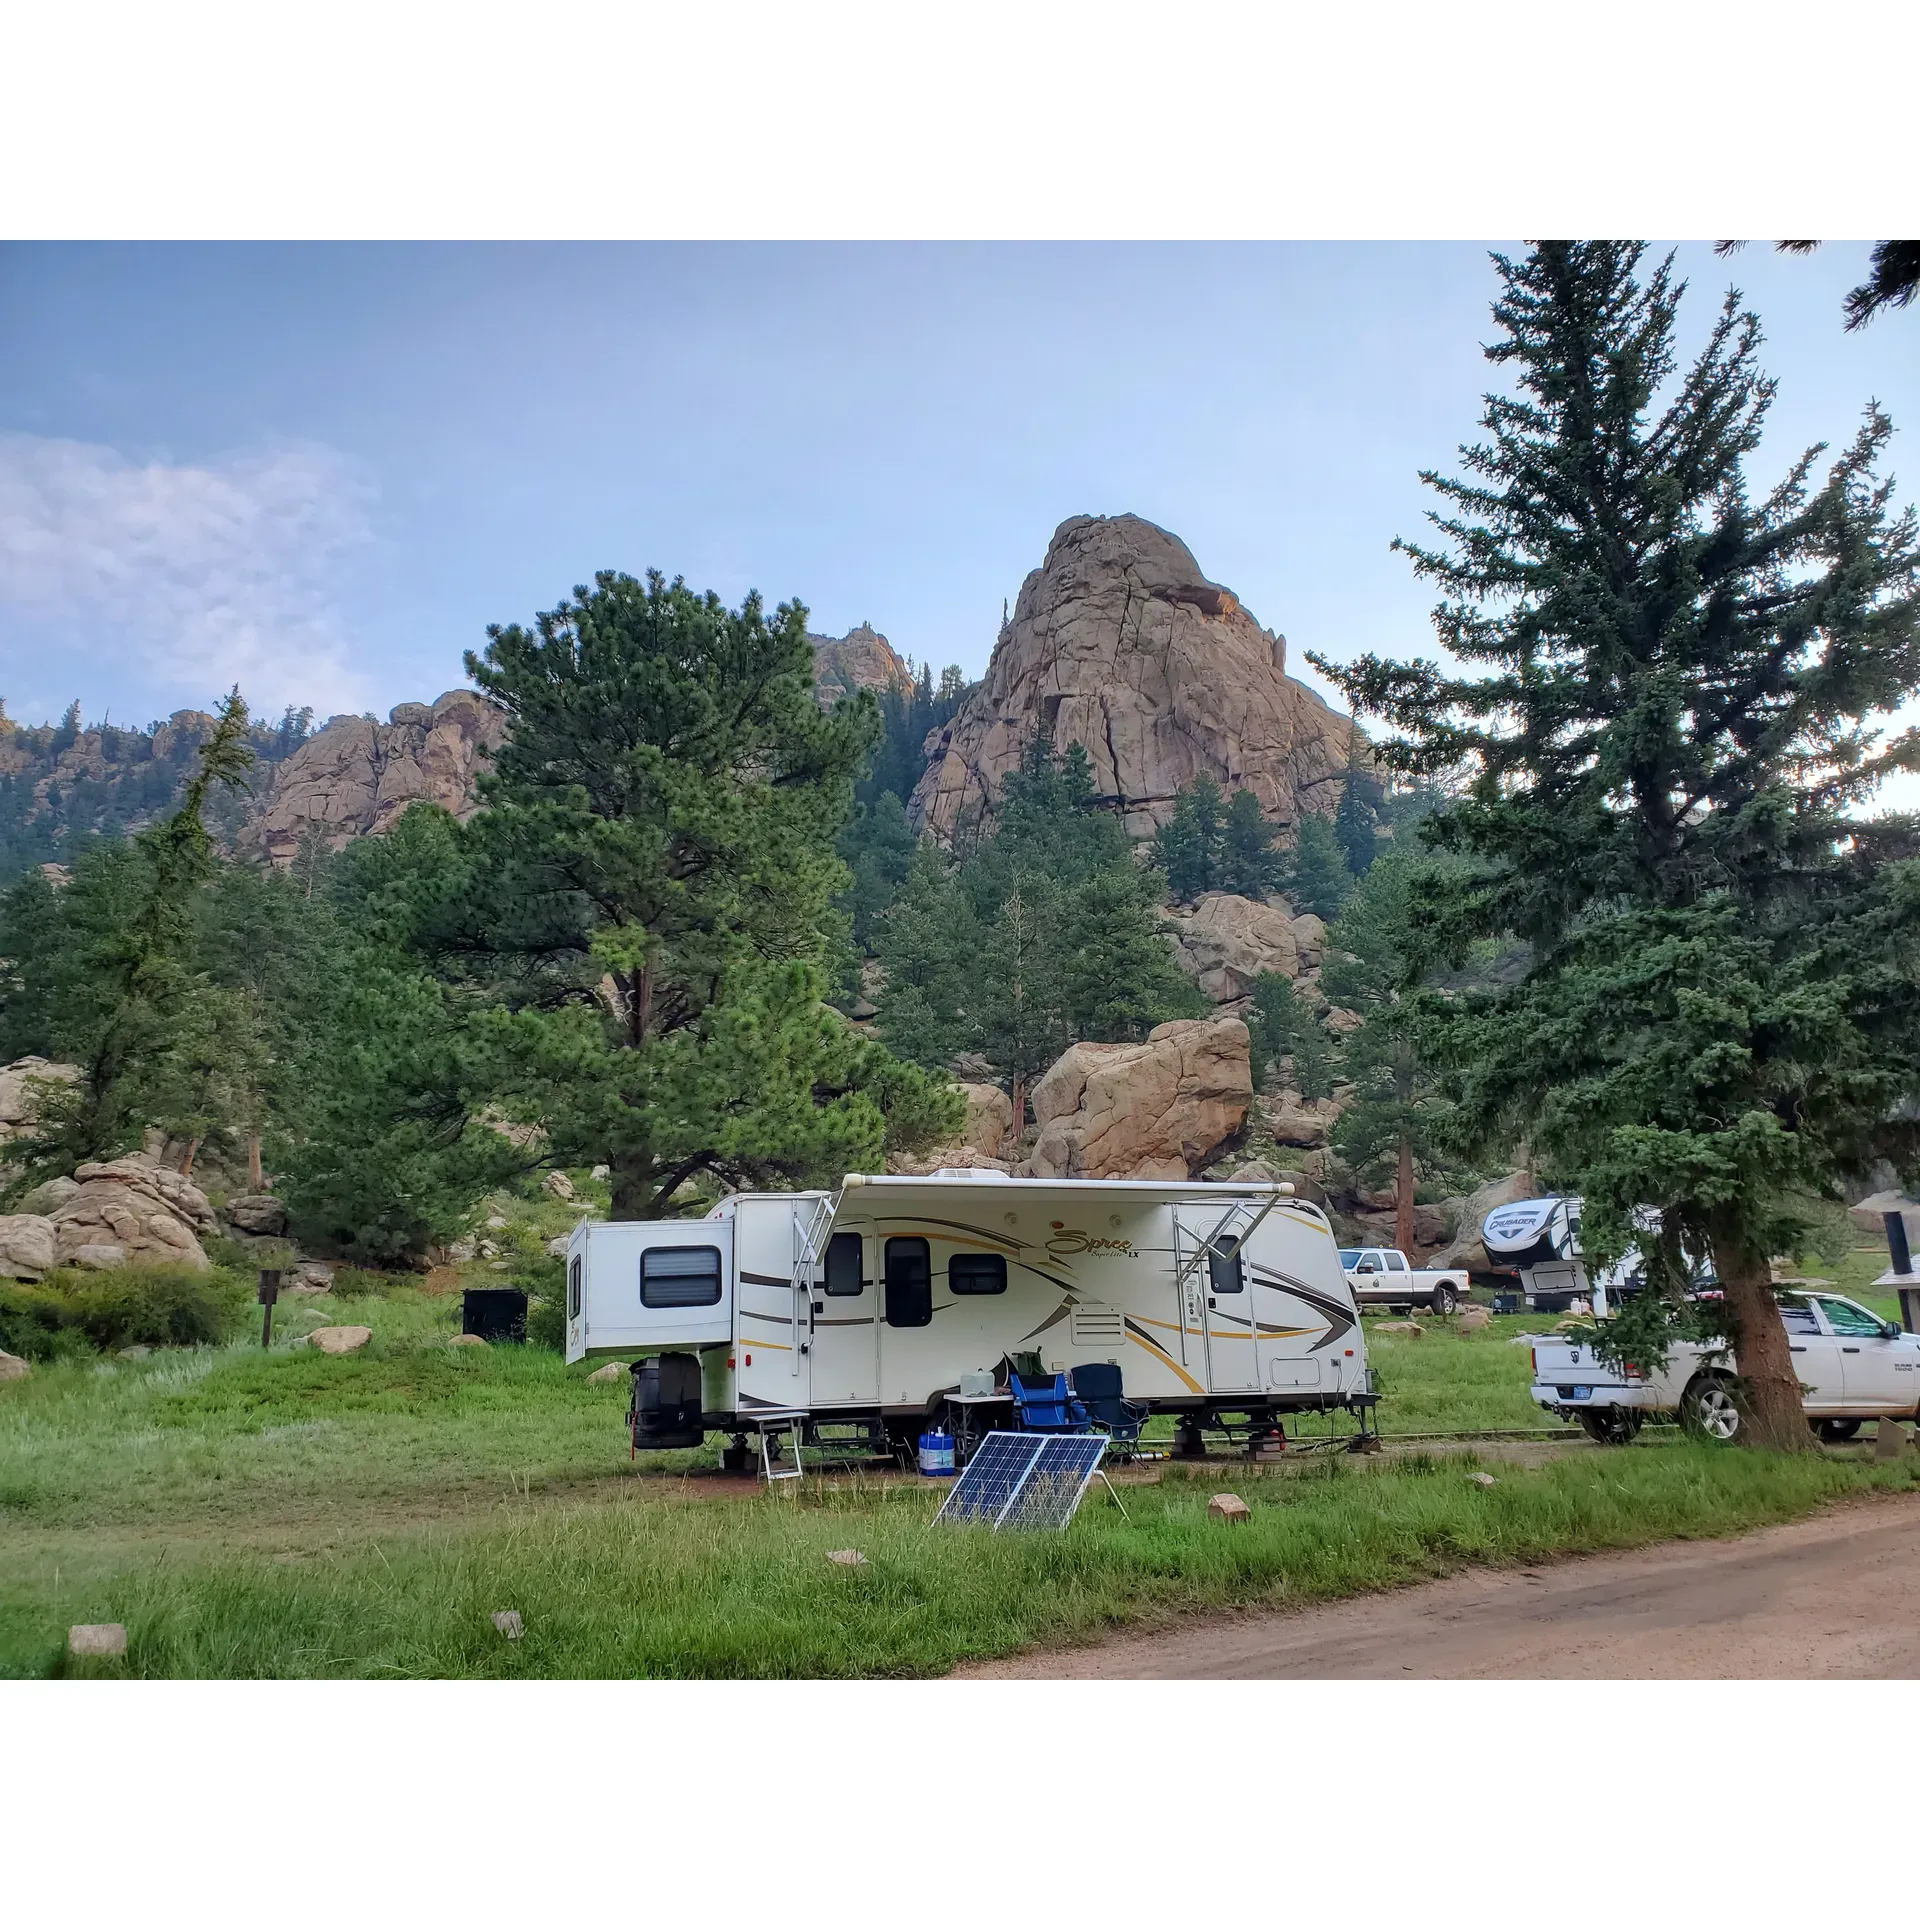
[1576,1407,1643,1445]
[1430,1283,1458,1317]
[1816,1418,1862,1443]
[1680,1374,1743,1443]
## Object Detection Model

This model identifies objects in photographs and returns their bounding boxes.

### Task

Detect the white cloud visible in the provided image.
[0,432,377,719]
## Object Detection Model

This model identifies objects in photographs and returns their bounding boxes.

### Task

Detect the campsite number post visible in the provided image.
[258,1267,288,1348]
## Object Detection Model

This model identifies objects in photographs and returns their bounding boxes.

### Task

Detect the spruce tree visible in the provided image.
[1154,777,1224,902]
[1316,242,1920,1446]
[1220,788,1285,895]
[1322,855,1465,1255]
[1,692,255,1184]
[873,841,979,1071]
[1332,727,1381,877]
[1287,814,1354,918]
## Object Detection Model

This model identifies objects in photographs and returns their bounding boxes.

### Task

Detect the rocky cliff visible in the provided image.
[242,691,508,868]
[810,624,913,705]
[910,515,1354,843]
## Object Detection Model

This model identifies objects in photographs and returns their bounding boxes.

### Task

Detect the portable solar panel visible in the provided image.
[931,1430,1109,1531]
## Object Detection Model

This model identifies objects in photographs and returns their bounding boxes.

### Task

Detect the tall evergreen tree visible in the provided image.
[1332,726,1381,877]
[1,692,256,1185]
[872,841,978,1072]
[1322,855,1465,1255]
[1286,814,1354,918]
[434,569,959,1219]
[1316,242,1920,1446]
[1220,788,1285,895]
[1154,777,1224,902]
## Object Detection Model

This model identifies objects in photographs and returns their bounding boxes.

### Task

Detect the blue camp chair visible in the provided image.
[1068,1363,1147,1453]
[1006,1368,1091,1433]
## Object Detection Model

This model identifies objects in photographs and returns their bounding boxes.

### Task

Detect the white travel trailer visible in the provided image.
[1481,1195,1648,1313]
[565,1169,1374,1465]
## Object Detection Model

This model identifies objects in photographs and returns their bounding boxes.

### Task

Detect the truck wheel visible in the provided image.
[1680,1374,1743,1443]
[1577,1407,1643,1445]
[1431,1283,1458,1317]
[1816,1418,1862,1443]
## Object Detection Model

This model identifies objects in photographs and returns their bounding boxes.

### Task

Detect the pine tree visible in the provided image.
[1315,242,1920,1446]
[440,569,960,1218]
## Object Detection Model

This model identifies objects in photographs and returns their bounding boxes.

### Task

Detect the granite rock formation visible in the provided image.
[0,1154,218,1277]
[912,515,1353,842]
[245,692,508,868]
[810,624,913,706]
[1025,1017,1252,1181]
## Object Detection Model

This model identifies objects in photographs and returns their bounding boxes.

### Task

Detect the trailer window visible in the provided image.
[641,1245,723,1309]
[568,1256,582,1319]
[884,1237,932,1327]
[948,1252,1007,1296]
[1208,1235,1245,1294]
[824,1232,864,1297]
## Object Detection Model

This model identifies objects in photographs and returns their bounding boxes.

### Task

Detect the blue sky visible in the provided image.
[1,241,1914,740]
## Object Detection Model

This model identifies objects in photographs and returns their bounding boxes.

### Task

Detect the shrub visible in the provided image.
[47,1262,251,1350]
[0,1279,90,1363]
[326,1266,389,1297]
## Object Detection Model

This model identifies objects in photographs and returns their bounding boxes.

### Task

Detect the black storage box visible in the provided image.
[462,1288,528,1343]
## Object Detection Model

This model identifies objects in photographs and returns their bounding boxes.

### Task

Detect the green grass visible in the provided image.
[10,1441,1913,1678]
[5,1268,1916,1678]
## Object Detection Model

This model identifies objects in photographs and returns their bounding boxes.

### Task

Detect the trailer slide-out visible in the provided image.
[564,1171,1375,1463]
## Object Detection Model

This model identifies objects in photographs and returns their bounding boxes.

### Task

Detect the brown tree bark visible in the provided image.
[181,1137,200,1178]
[1712,1213,1815,1450]
[1395,1134,1415,1258]
[1009,1074,1026,1148]
[247,1131,263,1191]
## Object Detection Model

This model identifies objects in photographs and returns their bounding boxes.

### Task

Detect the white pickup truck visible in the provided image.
[1530,1289,1920,1443]
[1340,1246,1474,1315]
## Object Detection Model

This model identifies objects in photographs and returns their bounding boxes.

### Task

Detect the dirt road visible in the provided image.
[968,1495,1920,1679]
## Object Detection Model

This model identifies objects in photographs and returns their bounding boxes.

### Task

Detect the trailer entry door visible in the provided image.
[810,1232,879,1406]
[1176,1205,1261,1395]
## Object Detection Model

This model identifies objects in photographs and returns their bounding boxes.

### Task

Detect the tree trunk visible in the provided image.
[609,1152,653,1222]
[181,1136,200,1178]
[1395,1134,1415,1258]
[631,963,653,1050]
[1009,1074,1026,1147]
[1712,1215,1815,1450]
[247,1131,264,1191]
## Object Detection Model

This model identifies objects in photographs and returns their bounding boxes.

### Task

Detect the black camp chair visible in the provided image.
[1068,1363,1147,1456]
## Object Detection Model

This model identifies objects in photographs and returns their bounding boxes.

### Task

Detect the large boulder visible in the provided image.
[1026,1018,1252,1181]
[224,1192,288,1237]
[1436,1170,1539,1274]
[0,1214,58,1279]
[244,691,507,869]
[44,1156,218,1273]
[1265,1091,1341,1150]
[1161,892,1304,1002]
[1849,1190,1920,1252]
[910,515,1355,843]
[0,1057,83,1149]
[957,1083,1015,1159]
